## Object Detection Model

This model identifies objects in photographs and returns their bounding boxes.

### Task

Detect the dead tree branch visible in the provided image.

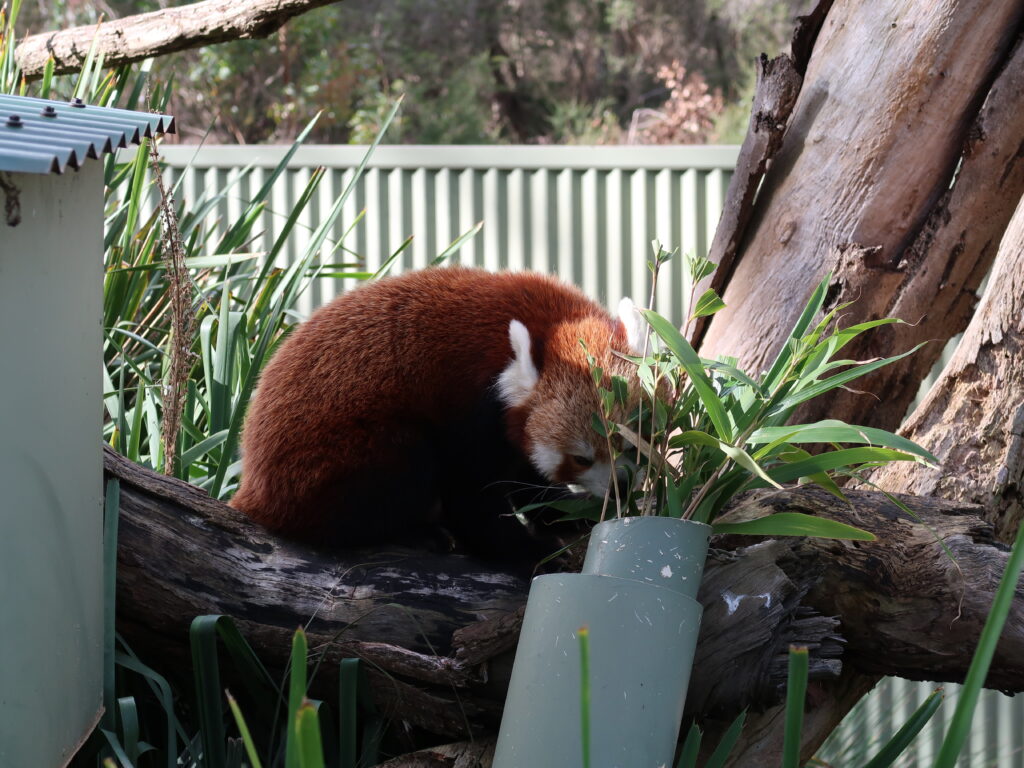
[14,0,344,79]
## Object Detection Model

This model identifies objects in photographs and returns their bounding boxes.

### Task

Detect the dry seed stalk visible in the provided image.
[148,139,196,475]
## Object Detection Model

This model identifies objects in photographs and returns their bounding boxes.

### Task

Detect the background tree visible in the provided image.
[15,0,803,143]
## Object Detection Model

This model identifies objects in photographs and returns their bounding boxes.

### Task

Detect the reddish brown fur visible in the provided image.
[231,267,632,557]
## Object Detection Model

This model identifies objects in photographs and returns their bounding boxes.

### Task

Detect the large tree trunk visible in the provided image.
[699,0,1024,429]
[691,5,1024,763]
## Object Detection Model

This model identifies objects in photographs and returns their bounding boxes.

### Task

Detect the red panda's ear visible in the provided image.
[617,297,646,355]
[497,320,539,407]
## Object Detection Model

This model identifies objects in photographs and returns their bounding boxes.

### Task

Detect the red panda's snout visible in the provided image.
[497,301,644,499]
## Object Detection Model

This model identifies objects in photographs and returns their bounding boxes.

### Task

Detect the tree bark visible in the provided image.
[106,445,1024,755]
[794,32,1024,432]
[691,53,801,347]
[869,196,1024,541]
[14,0,343,79]
[699,0,1024,384]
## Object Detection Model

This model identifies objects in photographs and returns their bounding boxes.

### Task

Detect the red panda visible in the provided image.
[230,266,643,560]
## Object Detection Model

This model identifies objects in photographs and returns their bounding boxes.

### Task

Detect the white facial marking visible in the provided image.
[497,319,539,407]
[530,442,562,481]
[578,461,613,496]
[617,296,646,355]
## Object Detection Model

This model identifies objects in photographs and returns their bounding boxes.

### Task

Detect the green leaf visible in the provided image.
[748,419,937,464]
[667,431,781,489]
[772,343,927,416]
[115,647,184,768]
[295,703,326,768]
[642,310,732,441]
[781,647,809,768]
[338,659,361,768]
[286,629,309,768]
[675,722,701,768]
[688,255,716,283]
[431,221,483,266]
[703,710,746,768]
[761,274,831,393]
[767,447,918,485]
[227,692,264,768]
[611,375,630,407]
[690,288,726,319]
[712,512,876,541]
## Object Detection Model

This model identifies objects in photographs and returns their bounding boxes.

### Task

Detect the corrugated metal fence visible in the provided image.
[156,144,1020,767]
[158,144,737,323]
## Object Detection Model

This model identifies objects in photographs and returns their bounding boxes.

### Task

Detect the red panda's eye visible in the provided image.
[572,455,595,468]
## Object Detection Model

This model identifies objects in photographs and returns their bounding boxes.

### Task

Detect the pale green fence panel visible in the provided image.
[818,677,1024,767]
[158,145,738,323]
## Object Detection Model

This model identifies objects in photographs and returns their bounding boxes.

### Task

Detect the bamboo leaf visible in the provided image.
[690,288,726,319]
[286,629,309,768]
[748,419,937,464]
[642,310,732,440]
[713,512,876,541]
[767,447,918,484]
[761,274,831,393]
[772,343,927,416]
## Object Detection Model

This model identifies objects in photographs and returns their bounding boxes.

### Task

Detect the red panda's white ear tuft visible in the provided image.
[497,319,539,407]
[617,297,645,355]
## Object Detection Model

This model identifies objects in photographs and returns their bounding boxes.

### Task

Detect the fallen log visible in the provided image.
[105,444,1024,751]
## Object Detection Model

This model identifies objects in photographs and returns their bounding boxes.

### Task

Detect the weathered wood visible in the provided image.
[14,0,344,79]
[107,445,1024,753]
[692,53,802,347]
[870,194,1024,541]
[795,34,1024,431]
[699,0,1024,378]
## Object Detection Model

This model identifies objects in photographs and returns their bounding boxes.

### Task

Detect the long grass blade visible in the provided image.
[782,646,809,768]
[338,659,360,768]
[295,703,326,768]
[675,722,701,768]
[227,691,265,768]
[286,629,309,768]
[189,616,228,768]
[702,710,746,768]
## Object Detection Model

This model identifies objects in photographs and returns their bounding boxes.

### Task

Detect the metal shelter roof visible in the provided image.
[0,94,175,175]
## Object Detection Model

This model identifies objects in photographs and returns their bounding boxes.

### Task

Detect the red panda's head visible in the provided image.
[497,299,645,497]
